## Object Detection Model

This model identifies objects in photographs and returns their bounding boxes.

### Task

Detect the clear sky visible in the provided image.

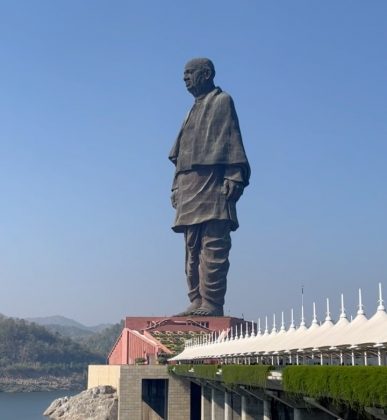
[1,1,386,326]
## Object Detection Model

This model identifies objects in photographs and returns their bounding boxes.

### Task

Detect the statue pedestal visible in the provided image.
[124,315,246,333]
[108,315,252,365]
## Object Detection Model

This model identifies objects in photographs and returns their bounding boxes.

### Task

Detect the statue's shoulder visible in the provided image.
[209,88,236,114]
[211,87,234,105]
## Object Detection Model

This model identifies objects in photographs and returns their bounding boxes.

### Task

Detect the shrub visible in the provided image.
[283,366,387,408]
[222,365,273,387]
[169,364,273,387]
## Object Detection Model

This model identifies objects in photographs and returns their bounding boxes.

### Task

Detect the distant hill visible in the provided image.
[0,315,105,391]
[27,315,92,329]
[78,321,124,358]
[26,315,114,340]
[88,323,114,333]
[24,315,123,359]
[40,324,96,340]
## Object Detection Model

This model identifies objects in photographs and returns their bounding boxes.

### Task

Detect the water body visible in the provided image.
[0,390,78,420]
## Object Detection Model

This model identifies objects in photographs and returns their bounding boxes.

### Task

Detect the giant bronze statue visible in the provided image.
[169,58,250,316]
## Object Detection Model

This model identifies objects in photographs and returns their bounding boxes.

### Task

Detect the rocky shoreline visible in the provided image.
[0,374,85,392]
[44,385,118,419]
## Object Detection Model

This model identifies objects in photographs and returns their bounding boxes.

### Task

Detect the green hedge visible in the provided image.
[169,364,219,380]
[222,365,273,387]
[169,364,273,387]
[283,366,387,408]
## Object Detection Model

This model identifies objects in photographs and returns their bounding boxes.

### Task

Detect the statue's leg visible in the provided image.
[185,224,202,302]
[193,220,231,316]
[174,225,202,316]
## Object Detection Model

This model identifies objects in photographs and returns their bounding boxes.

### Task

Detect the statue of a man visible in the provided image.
[169,58,250,316]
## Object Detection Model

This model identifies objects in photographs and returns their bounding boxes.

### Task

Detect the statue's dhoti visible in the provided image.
[184,220,231,314]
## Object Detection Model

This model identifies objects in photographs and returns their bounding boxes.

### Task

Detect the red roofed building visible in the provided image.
[108,316,245,365]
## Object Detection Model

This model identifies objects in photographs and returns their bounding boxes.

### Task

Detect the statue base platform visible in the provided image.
[124,315,245,333]
[108,315,253,365]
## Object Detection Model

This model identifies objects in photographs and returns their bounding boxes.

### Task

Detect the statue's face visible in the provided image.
[183,61,208,96]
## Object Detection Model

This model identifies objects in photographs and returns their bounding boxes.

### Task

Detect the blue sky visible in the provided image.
[0,1,386,325]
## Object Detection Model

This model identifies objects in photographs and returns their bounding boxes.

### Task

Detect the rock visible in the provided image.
[43,385,118,420]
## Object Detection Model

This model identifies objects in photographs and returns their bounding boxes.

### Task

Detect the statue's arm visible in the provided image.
[223,166,245,202]
[170,175,178,209]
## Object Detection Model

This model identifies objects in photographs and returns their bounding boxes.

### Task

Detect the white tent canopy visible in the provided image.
[170,284,387,366]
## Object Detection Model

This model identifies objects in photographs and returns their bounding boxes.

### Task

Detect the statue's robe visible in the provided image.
[169,87,250,233]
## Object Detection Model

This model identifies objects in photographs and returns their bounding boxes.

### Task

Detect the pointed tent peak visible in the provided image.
[257,318,262,335]
[280,311,286,332]
[235,325,238,340]
[245,321,250,338]
[224,328,229,342]
[357,288,365,316]
[264,316,269,335]
[325,297,332,322]
[239,323,244,339]
[312,302,318,325]
[271,313,277,333]
[300,283,306,327]
[300,300,306,327]
[377,282,385,312]
[340,293,347,319]
[290,308,296,330]
[251,320,255,337]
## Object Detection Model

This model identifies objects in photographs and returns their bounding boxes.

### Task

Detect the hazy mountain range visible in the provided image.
[26,315,113,339]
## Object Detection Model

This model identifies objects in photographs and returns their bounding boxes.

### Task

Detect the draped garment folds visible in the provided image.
[169,87,250,233]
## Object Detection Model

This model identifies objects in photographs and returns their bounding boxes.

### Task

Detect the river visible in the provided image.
[0,390,78,420]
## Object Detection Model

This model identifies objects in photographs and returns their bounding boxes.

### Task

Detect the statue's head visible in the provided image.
[183,58,216,98]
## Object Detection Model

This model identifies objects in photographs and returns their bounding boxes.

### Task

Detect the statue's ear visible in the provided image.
[203,68,212,80]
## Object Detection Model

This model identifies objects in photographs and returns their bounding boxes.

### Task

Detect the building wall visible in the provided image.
[88,365,190,420]
[109,328,163,365]
[109,334,124,365]
[87,365,121,392]
[119,365,190,420]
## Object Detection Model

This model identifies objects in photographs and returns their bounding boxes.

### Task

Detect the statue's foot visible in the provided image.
[174,300,202,317]
[191,305,224,317]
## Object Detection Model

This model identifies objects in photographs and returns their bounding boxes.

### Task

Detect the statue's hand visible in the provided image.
[171,189,178,209]
[222,179,244,202]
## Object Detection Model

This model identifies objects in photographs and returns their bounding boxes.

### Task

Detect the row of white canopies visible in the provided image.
[171,283,387,365]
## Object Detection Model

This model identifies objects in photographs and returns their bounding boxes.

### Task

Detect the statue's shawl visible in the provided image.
[169,87,250,185]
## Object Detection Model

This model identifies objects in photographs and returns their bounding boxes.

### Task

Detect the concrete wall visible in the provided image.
[89,365,190,420]
[87,365,121,392]
[119,365,190,420]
